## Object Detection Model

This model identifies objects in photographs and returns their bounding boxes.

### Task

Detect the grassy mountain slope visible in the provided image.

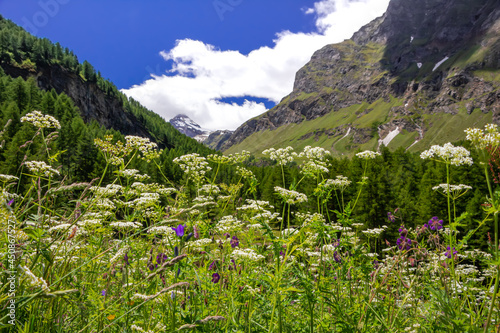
[223,0,500,156]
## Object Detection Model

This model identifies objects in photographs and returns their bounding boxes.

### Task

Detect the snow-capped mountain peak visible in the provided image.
[169,114,213,142]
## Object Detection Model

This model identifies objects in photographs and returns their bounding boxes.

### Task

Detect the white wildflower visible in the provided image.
[420,143,473,166]
[24,161,59,177]
[110,221,142,230]
[356,150,381,159]
[173,153,211,182]
[274,186,307,204]
[232,248,265,262]
[20,265,50,292]
[262,147,297,165]
[21,110,61,129]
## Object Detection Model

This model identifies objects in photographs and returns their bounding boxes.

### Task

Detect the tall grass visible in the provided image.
[0,111,499,332]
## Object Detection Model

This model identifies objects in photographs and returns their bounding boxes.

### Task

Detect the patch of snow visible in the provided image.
[339,127,351,140]
[417,63,422,69]
[194,132,213,142]
[432,56,449,71]
[407,140,419,150]
[410,36,414,43]
[380,127,400,147]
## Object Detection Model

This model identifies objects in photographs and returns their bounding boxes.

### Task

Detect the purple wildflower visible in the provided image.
[172,224,186,237]
[101,290,106,296]
[223,233,231,238]
[208,261,216,270]
[428,216,444,231]
[212,272,220,283]
[230,236,239,248]
[186,232,194,242]
[230,259,236,271]
[397,236,412,251]
[445,246,457,259]
[124,252,130,266]
[7,199,14,206]
[157,253,168,265]
[387,212,395,223]
[333,251,341,263]
[174,246,179,257]
[398,225,408,237]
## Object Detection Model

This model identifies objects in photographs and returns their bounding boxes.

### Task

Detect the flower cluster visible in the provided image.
[432,184,472,196]
[228,150,250,163]
[215,215,243,233]
[262,147,297,165]
[425,216,443,231]
[397,225,412,251]
[21,265,50,292]
[173,153,211,182]
[465,124,500,150]
[110,221,142,230]
[117,169,150,181]
[232,248,265,262]
[420,143,473,166]
[0,174,18,183]
[24,161,60,177]
[356,150,381,159]
[236,166,255,179]
[299,146,331,160]
[274,186,308,205]
[21,110,61,129]
[90,184,123,197]
[326,175,352,190]
[94,135,129,165]
[301,160,329,177]
[445,246,457,259]
[207,154,233,164]
[125,136,161,161]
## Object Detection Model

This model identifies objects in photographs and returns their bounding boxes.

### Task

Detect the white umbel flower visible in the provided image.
[274,186,307,204]
[24,161,59,177]
[356,150,381,159]
[420,143,473,166]
[21,110,61,129]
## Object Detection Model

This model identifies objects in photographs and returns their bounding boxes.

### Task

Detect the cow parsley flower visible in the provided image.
[465,124,500,150]
[21,265,50,292]
[356,150,381,159]
[24,161,60,177]
[21,110,61,129]
[173,153,211,182]
[420,143,473,166]
[274,186,307,204]
[262,147,297,165]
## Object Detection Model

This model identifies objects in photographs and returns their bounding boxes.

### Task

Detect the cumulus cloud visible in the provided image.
[122,0,390,131]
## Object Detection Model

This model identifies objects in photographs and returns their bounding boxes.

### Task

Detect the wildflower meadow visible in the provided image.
[2,111,500,332]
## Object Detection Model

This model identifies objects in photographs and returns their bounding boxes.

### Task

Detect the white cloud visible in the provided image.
[122,0,390,131]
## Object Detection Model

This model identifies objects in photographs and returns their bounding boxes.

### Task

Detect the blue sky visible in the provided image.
[0,0,390,130]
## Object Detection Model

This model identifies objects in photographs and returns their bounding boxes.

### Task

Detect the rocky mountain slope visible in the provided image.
[222,0,500,155]
[2,61,153,140]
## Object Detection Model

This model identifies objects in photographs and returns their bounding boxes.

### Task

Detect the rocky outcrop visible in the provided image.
[1,62,153,139]
[204,130,234,151]
[221,0,500,152]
